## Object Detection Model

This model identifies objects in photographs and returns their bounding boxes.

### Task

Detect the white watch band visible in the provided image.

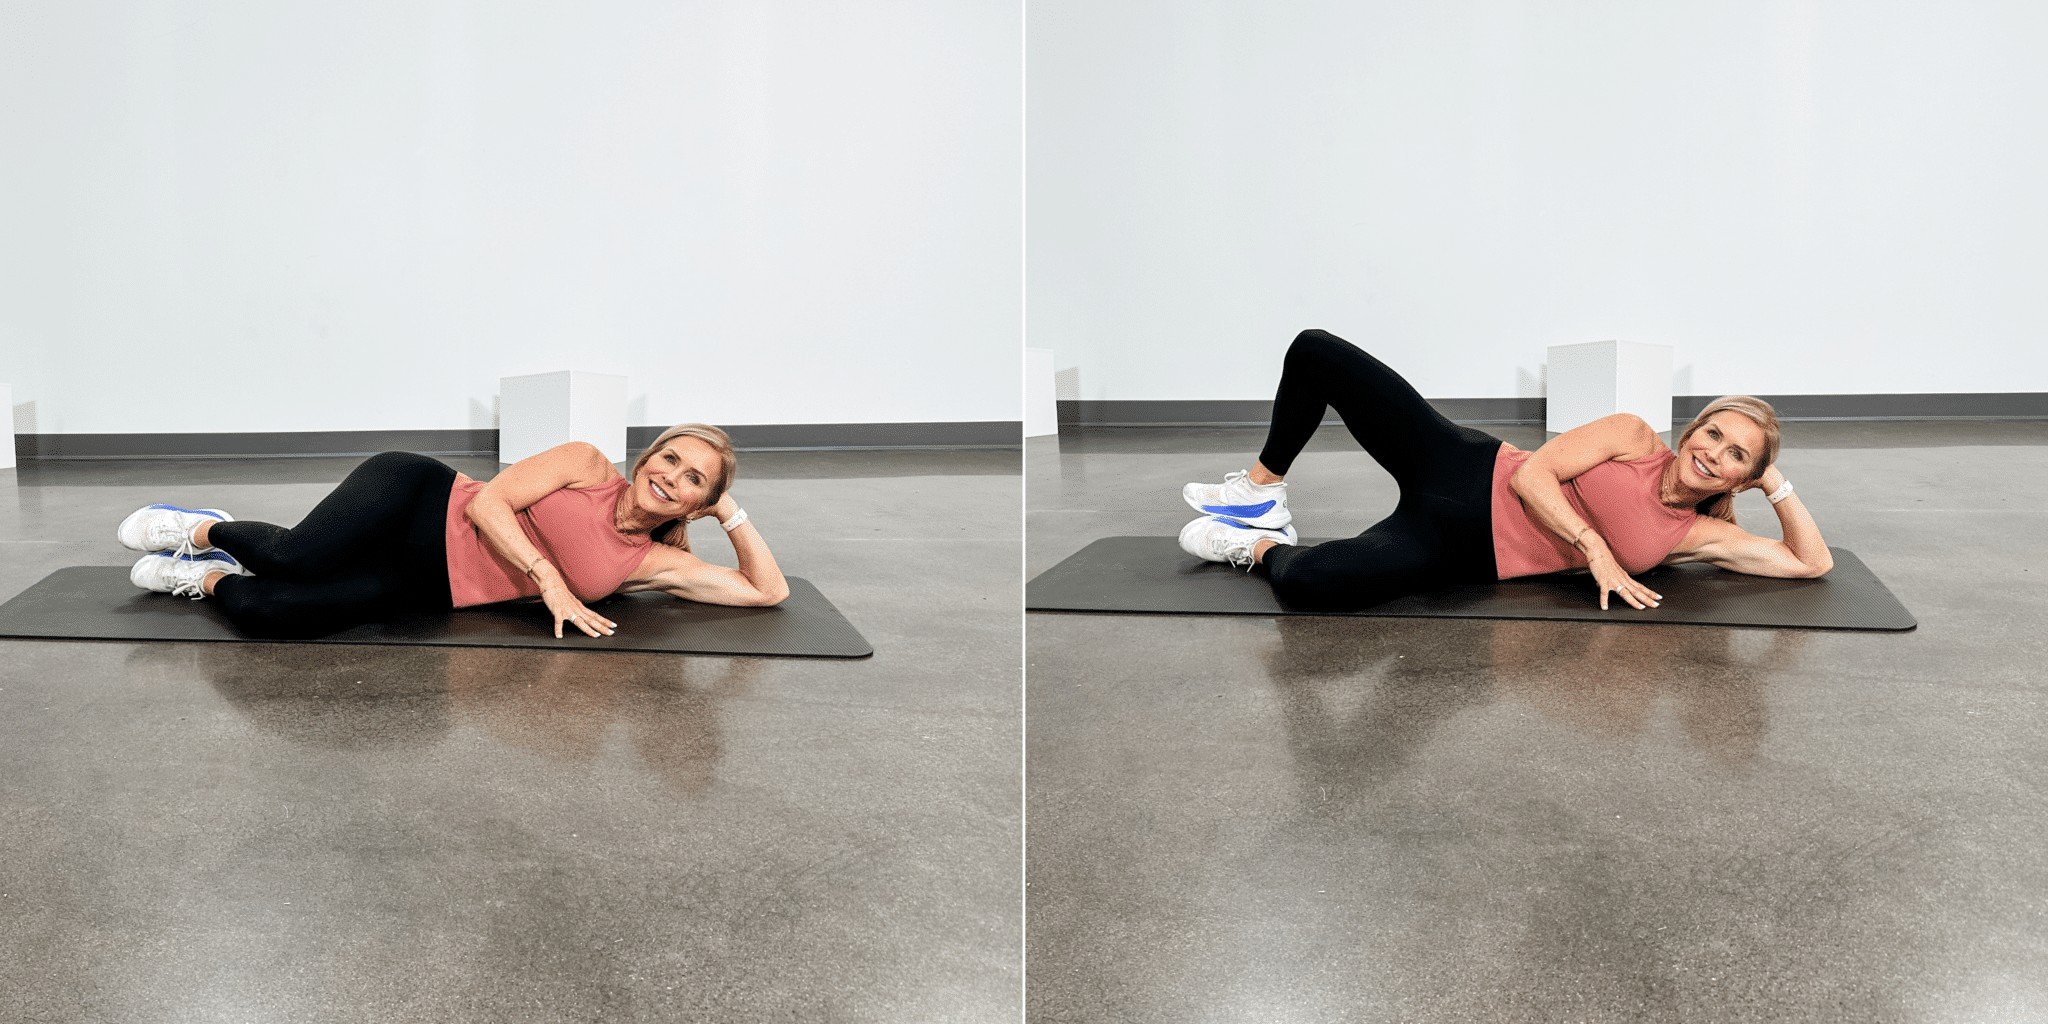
[1766,480,1794,504]
[719,507,750,532]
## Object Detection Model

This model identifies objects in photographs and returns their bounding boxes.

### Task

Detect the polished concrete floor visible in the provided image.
[1027,421,2048,1024]
[0,448,1020,1024]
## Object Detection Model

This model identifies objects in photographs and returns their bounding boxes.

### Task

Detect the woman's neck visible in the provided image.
[613,486,663,536]
[1657,455,1714,509]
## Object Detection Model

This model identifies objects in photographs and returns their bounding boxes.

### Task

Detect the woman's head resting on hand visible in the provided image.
[629,424,738,549]
[1674,396,1781,520]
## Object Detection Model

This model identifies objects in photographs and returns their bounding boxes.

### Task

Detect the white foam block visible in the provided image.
[499,371,628,465]
[1546,340,1673,434]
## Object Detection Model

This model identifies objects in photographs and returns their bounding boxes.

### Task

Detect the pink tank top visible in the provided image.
[1490,445,1697,579]
[443,473,656,609]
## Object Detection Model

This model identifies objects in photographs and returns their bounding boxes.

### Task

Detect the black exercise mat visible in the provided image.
[1028,538,1915,631]
[0,567,873,657]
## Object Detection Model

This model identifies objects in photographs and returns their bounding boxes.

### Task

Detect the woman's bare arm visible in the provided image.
[1669,466,1832,578]
[1510,413,1666,609]
[625,495,789,607]
[466,441,622,636]
[465,442,615,584]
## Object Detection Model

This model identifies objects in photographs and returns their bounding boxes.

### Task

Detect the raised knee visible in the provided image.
[1286,328,1342,364]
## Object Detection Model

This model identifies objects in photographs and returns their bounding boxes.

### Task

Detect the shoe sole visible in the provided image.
[118,504,233,552]
[1210,517,1297,544]
[1182,491,1291,529]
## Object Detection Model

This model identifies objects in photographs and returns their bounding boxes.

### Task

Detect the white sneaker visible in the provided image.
[119,504,234,558]
[130,551,252,600]
[1178,515,1298,570]
[1182,470,1290,529]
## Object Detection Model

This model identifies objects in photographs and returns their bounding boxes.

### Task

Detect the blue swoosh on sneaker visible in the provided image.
[158,550,240,565]
[1200,500,1277,518]
[145,503,227,519]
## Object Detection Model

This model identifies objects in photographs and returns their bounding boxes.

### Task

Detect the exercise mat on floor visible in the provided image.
[0,567,874,657]
[1028,538,1915,631]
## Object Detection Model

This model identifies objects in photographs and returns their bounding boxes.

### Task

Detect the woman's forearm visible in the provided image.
[1768,491,1831,570]
[467,497,566,591]
[1510,468,1607,560]
[720,517,789,601]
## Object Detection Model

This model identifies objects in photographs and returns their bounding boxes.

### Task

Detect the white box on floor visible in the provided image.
[1025,348,1057,438]
[1545,340,1673,434]
[0,383,13,469]
[498,371,628,465]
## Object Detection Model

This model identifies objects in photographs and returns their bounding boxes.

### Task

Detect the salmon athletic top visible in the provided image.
[443,473,656,609]
[1490,445,1698,580]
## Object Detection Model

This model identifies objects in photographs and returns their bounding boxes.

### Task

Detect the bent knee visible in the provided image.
[1285,328,1349,365]
[217,603,314,640]
[214,590,331,640]
[362,450,434,472]
[1265,553,1342,609]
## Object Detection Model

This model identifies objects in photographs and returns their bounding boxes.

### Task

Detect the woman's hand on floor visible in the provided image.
[1587,550,1661,611]
[540,584,617,638]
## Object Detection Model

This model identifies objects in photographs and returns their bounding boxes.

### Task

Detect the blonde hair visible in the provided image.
[635,423,737,552]
[1676,396,1781,523]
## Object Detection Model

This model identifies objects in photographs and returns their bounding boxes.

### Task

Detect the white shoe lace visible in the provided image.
[1206,530,1260,571]
[169,570,209,600]
[146,514,203,560]
[164,555,228,600]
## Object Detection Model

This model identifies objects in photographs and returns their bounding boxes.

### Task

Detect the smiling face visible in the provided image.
[1675,411,1769,493]
[633,436,724,517]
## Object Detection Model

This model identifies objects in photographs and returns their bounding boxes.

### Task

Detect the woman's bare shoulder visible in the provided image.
[563,466,628,491]
[1609,422,1673,463]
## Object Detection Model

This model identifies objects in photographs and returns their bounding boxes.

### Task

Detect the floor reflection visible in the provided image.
[122,643,760,797]
[1261,616,1804,809]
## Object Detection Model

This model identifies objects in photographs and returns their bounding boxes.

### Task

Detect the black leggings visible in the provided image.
[1256,329,1504,610]
[208,451,457,639]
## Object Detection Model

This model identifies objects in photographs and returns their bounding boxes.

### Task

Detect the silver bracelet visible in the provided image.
[719,507,750,533]
[1766,479,1794,504]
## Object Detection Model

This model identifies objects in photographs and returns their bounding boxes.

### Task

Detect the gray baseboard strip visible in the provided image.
[1060,394,2048,427]
[16,421,1021,461]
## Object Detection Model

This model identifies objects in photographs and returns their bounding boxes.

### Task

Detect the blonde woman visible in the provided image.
[117,424,788,639]
[1178,330,1832,610]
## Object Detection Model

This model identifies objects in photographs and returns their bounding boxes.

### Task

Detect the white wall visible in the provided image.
[1029,0,2047,403]
[1,0,1020,435]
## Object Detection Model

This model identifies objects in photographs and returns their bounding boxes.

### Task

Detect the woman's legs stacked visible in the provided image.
[207,451,458,638]
[1254,330,1502,609]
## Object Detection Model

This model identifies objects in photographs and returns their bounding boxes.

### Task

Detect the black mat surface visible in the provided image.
[1028,538,1915,631]
[0,567,873,657]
